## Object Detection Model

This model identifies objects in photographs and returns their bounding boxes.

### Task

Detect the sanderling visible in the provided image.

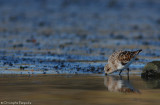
[104,49,142,75]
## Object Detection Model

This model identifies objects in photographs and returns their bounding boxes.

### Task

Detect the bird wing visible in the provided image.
[118,50,142,65]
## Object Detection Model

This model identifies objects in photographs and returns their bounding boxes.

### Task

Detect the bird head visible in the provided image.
[104,64,112,75]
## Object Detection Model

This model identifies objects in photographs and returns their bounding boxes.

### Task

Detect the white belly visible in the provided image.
[117,57,136,70]
[117,63,124,70]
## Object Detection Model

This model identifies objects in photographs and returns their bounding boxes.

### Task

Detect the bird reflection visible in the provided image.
[104,75,140,93]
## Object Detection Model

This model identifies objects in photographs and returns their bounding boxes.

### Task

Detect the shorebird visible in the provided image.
[104,49,142,75]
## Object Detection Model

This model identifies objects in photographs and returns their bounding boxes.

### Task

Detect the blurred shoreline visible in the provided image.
[0,0,160,74]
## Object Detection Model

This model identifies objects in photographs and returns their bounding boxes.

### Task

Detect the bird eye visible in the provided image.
[107,69,110,71]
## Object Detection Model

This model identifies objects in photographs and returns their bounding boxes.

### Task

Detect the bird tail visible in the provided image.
[133,49,142,55]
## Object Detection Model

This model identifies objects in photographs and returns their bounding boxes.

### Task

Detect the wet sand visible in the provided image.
[0,74,160,105]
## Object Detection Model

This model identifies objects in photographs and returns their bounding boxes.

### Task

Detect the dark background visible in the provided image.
[0,0,160,74]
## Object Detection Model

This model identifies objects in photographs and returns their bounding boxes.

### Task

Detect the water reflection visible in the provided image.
[142,78,160,89]
[104,75,140,93]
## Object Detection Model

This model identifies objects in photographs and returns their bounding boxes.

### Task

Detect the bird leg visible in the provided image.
[127,68,129,75]
[119,75,122,80]
[119,70,122,75]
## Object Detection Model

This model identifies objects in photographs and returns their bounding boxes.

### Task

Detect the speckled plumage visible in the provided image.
[104,49,142,75]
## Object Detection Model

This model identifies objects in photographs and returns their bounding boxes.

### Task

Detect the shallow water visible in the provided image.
[0,74,160,105]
